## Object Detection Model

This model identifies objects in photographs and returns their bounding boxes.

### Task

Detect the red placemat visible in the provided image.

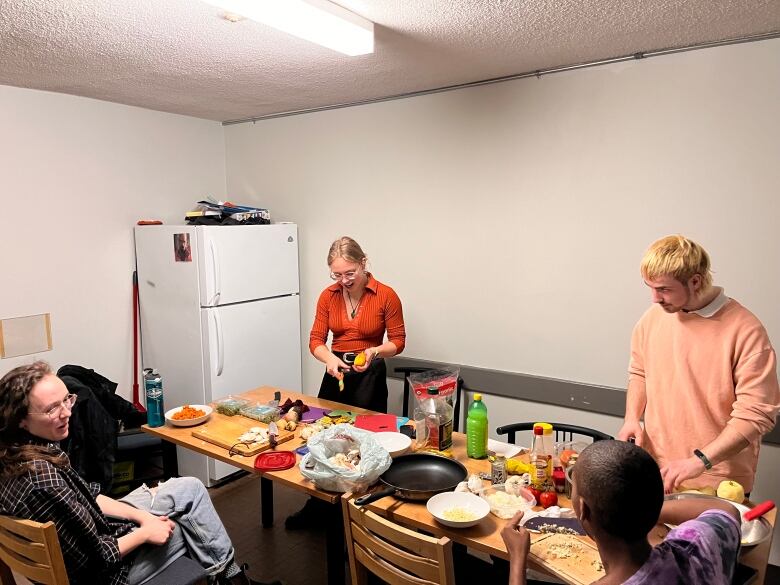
[254,451,296,471]
[354,414,398,432]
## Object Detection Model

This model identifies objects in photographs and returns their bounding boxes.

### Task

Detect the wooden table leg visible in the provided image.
[326,500,345,585]
[261,477,274,528]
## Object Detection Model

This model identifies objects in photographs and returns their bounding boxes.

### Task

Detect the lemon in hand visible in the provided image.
[353,352,367,367]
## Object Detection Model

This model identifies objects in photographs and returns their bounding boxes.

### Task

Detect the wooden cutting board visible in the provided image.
[191,414,294,456]
[529,533,603,584]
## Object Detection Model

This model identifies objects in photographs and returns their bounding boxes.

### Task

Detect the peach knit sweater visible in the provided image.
[629,298,779,492]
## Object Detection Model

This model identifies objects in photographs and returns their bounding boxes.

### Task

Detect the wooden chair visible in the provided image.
[342,494,455,585]
[496,422,613,445]
[0,516,69,585]
[0,515,207,585]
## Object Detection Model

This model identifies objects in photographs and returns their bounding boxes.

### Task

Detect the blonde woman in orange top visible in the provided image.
[286,237,405,530]
[309,236,406,413]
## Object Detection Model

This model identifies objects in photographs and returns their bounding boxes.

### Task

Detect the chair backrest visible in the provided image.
[0,516,69,585]
[342,495,455,585]
[495,422,613,446]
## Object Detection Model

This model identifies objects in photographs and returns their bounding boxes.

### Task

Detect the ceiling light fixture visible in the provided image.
[203,0,374,56]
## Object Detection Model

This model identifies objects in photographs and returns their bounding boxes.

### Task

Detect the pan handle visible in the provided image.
[354,488,396,506]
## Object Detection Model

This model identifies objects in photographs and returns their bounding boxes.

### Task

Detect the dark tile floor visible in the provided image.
[211,473,327,585]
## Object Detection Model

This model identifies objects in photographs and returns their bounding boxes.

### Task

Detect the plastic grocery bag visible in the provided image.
[299,424,392,493]
[409,366,459,405]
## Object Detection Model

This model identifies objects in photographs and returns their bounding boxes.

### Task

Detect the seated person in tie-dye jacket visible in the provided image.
[501,440,741,585]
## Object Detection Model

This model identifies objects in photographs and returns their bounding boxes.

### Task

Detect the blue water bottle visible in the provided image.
[144,368,165,427]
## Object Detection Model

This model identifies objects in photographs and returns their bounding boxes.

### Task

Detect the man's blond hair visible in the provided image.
[640,235,713,288]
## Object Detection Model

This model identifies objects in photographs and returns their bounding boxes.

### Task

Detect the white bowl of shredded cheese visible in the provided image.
[427,492,490,528]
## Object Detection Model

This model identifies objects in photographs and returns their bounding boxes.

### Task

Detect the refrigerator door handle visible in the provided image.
[212,308,225,377]
[207,238,222,306]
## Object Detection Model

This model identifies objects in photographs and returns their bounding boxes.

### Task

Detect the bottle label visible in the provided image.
[145,379,165,427]
[533,455,550,487]
[492,460,507,485]
[427,416,453,451]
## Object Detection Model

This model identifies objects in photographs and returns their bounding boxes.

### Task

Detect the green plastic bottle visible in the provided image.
[466,393,488,459]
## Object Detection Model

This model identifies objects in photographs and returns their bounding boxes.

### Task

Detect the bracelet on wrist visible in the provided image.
[693,449,713,470]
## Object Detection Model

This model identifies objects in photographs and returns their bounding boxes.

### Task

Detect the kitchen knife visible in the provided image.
[269,421,279,449]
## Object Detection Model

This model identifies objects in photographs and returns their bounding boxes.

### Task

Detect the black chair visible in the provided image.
[113,428,178,495]
[394,367,464,432]
[496,422,613,445]
[146,556,207,585]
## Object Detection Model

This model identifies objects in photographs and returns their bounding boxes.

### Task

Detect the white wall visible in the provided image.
[224,38,780,562]
[224,38,780,395]
[0,85,226,392]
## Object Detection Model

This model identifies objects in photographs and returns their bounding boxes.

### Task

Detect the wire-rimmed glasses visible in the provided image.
[28,393,77,419]
[329,269,359,282]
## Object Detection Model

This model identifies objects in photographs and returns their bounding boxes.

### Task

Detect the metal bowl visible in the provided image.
[664,492,772,547]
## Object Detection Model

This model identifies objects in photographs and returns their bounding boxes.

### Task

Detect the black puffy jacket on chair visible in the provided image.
[57,365,146,493]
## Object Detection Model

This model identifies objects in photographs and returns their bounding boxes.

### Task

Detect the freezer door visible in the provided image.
[196,224,299,306]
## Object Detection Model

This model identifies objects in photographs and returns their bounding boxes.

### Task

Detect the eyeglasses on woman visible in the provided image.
[28,393,77,419]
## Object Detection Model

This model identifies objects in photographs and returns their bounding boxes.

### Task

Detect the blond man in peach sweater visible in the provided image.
[618,235,779,493]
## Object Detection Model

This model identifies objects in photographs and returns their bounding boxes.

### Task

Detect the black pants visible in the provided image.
[317,353,388,413]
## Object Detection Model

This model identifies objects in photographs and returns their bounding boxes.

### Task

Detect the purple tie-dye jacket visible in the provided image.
[624,510,740,584]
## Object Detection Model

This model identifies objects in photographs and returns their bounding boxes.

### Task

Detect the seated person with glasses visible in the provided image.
[501,440,741,585]
[287,236,406,530]
[0,361,279,585]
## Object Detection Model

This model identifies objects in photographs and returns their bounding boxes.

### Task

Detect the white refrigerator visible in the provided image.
[134,223,302,485]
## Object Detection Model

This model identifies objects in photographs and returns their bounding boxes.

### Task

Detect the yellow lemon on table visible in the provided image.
[717,480,745,503]
[353,352,367,367]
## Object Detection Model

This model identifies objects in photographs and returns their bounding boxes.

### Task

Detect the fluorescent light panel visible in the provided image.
[204,0,374,56]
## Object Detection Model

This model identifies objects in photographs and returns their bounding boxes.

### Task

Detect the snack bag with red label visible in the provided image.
[409,367,459,453]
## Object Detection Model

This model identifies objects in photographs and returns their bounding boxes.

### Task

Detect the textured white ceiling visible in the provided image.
[1,0,778,122]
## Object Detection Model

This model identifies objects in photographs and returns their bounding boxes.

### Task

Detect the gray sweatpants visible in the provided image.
[120,476,234,584]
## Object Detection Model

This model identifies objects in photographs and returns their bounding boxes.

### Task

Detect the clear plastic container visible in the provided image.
[213,395,250,417]
[239,403,281,423]
[477,483,536,519]
[555,440,589,466]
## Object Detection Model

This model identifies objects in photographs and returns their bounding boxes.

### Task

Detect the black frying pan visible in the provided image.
[354,453,467,506]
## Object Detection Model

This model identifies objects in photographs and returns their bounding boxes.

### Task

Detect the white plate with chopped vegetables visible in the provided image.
[427,492,490,528]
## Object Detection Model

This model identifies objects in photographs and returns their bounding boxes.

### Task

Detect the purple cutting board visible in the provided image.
[301,406,329,423]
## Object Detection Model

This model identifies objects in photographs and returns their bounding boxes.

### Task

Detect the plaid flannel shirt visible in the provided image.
[0,443,134,585]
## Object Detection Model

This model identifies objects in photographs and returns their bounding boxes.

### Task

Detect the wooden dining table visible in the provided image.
[143,386,379,585]
[143,386,776,585]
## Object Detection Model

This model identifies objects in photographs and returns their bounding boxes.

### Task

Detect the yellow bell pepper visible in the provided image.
[506,458,534,475]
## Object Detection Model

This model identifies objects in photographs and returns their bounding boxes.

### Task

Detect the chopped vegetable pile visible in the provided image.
[171,405,206,420]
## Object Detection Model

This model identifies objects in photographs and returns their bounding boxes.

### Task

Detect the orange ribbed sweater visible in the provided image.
[309,274,406,355]
[629,299,779,492]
